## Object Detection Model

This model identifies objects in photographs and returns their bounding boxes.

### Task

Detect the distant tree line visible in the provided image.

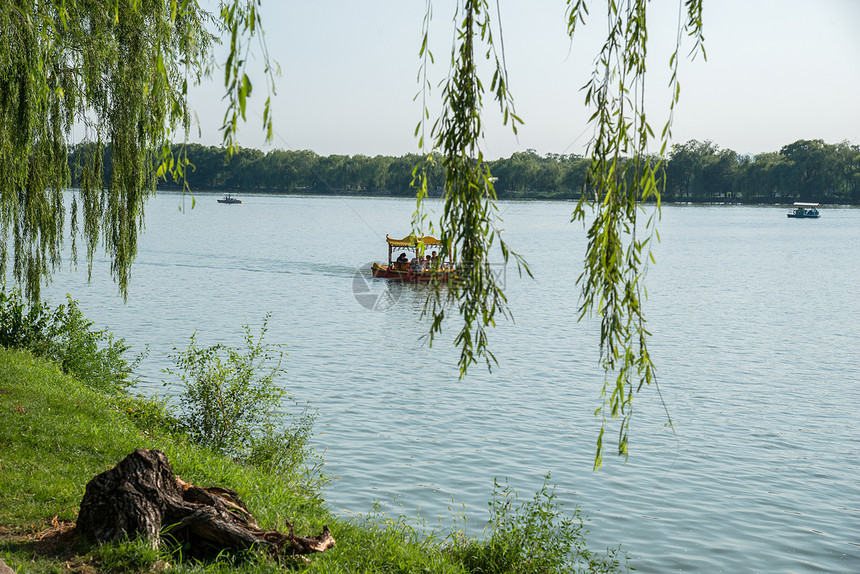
[663,139,859,203]
[68,139,860,203]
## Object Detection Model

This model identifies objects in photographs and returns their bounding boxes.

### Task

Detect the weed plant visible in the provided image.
[447,477,628,573]
[0,290,138,392]
[163,314,321,491]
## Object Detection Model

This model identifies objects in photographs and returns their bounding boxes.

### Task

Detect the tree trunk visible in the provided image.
[76,448,334,557]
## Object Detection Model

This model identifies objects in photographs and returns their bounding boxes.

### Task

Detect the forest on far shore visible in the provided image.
[69,138,860,204]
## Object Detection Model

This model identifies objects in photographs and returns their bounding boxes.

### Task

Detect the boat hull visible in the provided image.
[786,213,819,218]
[371,263,453,282]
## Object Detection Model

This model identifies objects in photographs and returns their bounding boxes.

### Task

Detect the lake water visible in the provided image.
[42,193,860,573]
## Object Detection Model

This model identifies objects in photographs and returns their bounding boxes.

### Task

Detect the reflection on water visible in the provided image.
[42,195,860,573]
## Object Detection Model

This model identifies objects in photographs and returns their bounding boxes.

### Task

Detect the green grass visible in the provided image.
[0,347,626,573]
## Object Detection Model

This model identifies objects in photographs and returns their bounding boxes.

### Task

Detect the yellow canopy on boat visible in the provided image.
[386,234,442,247]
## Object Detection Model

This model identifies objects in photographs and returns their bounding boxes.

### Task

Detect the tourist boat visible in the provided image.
[371,234,455,282]
[217,194,243,204]
[787,202,820,218]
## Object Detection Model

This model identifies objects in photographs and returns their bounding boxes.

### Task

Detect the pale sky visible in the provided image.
[187,0,860,159]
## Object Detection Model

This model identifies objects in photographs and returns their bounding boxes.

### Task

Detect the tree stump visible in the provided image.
[76,448,334,557]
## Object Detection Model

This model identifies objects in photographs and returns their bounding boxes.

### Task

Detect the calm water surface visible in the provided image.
[43,194,860,573]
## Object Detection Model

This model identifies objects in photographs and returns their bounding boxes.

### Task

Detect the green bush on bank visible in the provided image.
[0,290,136,393]
[448,478,627,573]
[164,314,319,489]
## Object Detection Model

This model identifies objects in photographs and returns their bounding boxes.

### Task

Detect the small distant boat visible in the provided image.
[371,234,455,282]
[217,195,243,204]
[787,202,820,218]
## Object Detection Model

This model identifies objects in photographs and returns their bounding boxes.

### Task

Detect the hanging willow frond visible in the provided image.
[415,0,530,378]
[415,1,703,468]
[568,0,705,469]
[0,1,271,302]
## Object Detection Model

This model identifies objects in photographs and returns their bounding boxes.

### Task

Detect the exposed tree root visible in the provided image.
[76,448,334,558]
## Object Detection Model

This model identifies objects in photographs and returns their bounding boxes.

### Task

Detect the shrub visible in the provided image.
[449,475,628,574]
[164,314,319,484]
[0,289,136,392]
[0,289,54,352]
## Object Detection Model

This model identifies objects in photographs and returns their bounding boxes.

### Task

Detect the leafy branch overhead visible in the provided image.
[414,0,704,468]
[219,0,279,153]
[413,0,530,379]
[568,0,703,467]
[0,1,270,301]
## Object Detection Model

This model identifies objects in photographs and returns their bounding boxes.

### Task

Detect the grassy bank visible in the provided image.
[0,345,626,573]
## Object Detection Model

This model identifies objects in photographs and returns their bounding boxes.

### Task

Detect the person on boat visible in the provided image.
[395,252,409,270]
[409,256,421,272]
